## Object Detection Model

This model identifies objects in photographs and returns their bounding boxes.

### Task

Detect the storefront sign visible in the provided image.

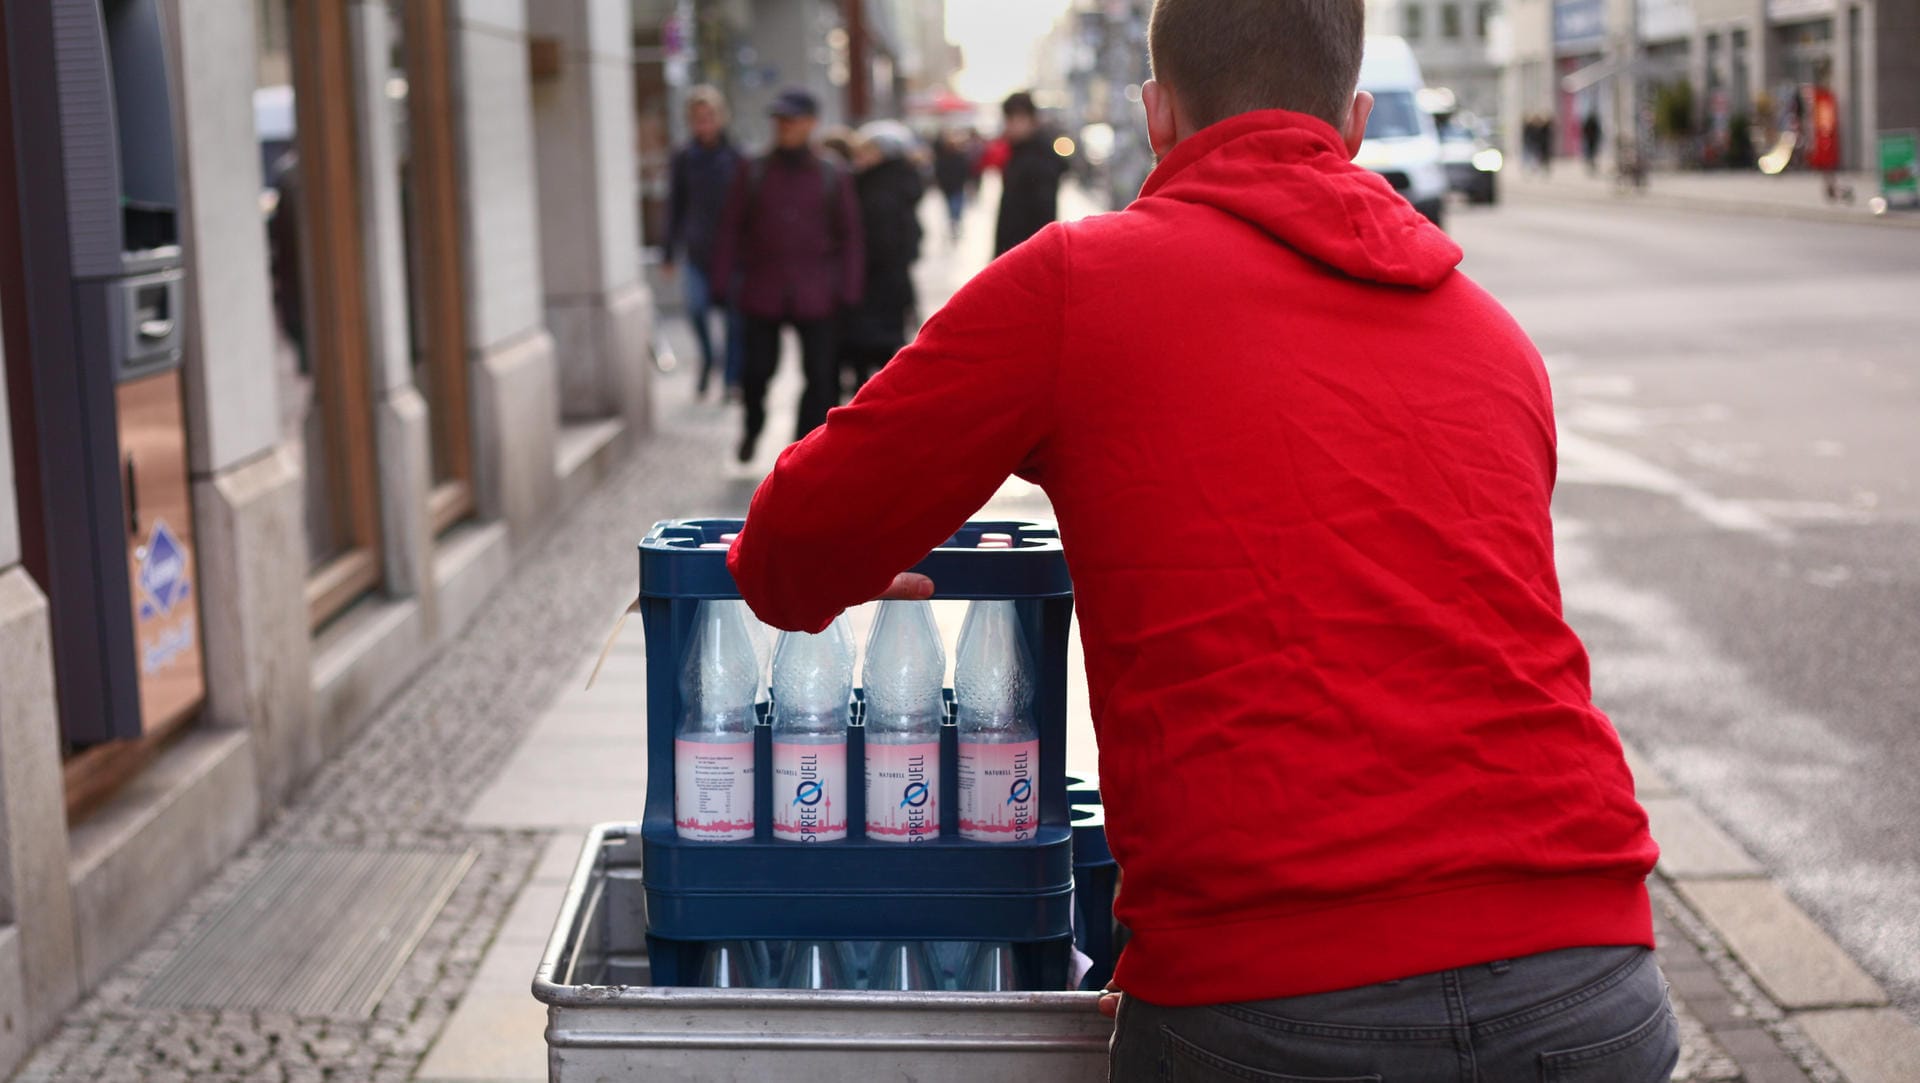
[1767,0,1834,21]
[1638,0,1696,42]
[1880,130,1920,206]
[1553,0,1605,50]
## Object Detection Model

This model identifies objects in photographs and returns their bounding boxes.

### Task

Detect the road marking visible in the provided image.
[1557,430,1787,540]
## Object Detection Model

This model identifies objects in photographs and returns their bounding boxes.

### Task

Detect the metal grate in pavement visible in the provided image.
[140,847,476,1017]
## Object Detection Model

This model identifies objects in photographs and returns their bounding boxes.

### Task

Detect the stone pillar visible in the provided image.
[0,572,83,1050]
[163,0,317,808]
[0,296,83,1062]
[348,1,434,601]
[451,0,559,544]
[529,0,654,434]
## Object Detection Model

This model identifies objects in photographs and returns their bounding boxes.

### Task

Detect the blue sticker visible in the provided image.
[138,520,190,617]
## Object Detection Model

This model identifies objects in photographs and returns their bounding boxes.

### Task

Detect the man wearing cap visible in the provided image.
[711,87,865,464]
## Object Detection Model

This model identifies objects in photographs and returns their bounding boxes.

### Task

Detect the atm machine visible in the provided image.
[2,0,204,745]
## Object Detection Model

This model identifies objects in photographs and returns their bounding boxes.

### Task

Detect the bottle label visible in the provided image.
[675,739,755,841]
[866,741,939,843]
[958,739,1040,842]
[773,741,848,842]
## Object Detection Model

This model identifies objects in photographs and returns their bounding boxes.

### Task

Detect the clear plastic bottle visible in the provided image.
[780,940,847,989]
[870,941,938,990]
[862,600,945,843]
[771,617,854,842]
[962,941,1020,991]
[698,940,761,988]
[955,601,1039,843]
[674,600,759,841]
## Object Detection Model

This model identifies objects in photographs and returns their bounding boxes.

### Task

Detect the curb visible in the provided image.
[1505,181,1920,231]
[1625,735,1920,1082]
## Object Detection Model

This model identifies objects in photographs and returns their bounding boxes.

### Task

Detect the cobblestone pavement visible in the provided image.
[11,187,1858,1082]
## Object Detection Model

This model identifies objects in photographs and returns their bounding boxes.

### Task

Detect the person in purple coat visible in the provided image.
[710,87,865,464]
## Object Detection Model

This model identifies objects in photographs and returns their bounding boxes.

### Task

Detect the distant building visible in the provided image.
[1502,0,1920,172]
[1368,0,1507,121]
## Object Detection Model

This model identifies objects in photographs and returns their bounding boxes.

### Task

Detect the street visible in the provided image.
[1454,197,1920,1021]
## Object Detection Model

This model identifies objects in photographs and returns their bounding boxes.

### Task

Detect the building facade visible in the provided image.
[0,2,653,1074]
[1370,0,1508,120]
[1504,0,1919,170]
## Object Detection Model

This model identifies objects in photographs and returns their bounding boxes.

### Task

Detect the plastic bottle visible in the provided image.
[780,941,847,990]
[870,941,938,990]
[955,601,1039,843]
[771,617,854,842]
[674,600,759,841]
[698,940,760,988]
[962,942,1020,992]
[861,601,946,843]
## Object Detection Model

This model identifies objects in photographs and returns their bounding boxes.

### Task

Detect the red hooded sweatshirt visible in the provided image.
[729,110,1658,1007]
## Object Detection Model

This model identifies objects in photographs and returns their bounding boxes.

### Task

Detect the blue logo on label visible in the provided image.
[1007,778,1033,805]
[793,780,825,806]
[137,520,190,621]
[900,781,931,808]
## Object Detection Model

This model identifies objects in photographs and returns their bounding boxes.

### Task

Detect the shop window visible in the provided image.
[1403,4,1425,41]
[1477,2,1494,38]
[386,0,473,534]
[258,0,383,626]
[1442,3,1462,39]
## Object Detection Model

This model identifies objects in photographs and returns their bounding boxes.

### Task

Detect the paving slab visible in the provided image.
[414,990,547,1082]
[1644,796,1765,880]
[1678,879,1888,1011]
[1791,1008,1920,1083]
[1620,739,1676,797]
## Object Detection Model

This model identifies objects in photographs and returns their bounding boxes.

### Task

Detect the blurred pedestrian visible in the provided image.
[666,86,745,400]
[1582,111,1602,175]
[728,0,1674,1079]
[710,87,864,463]
[993,91,1069,257]
[934,129,972,240]
[842,125,925,391]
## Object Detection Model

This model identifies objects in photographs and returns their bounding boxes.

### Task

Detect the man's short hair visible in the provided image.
[1003,91,1038,120]
[1148,0,1365,130]
[687,85,728,119]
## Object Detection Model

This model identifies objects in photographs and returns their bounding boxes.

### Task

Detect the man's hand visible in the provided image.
[874,572,935,601]
[1098,981,1123,1018]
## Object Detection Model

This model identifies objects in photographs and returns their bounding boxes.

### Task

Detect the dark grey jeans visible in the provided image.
[1109,945,1677,1082]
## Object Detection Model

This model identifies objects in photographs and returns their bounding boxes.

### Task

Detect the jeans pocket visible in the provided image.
[1538,997,1680,1082]
[1162,1026,1382,1083]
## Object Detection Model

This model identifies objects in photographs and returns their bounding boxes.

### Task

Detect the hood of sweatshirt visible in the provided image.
[1139,109,1463,290]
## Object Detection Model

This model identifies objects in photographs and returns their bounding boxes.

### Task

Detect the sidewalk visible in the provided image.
[1506,164,1920,229]
[12,180,1914,1083]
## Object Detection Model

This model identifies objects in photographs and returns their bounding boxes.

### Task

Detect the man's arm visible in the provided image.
[664,149,688,263]
[837,168,866,306]
[708,161,750,295]
[729,225,1070,633]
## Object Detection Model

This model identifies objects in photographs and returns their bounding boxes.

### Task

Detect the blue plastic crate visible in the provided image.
[638,518,1080,962]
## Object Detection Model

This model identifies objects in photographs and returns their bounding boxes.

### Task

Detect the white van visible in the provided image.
[1355,36,1448,229]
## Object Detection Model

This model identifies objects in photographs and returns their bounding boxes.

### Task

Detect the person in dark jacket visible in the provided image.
[710,87,865,463]
[933,129,972,240]
[842,125,926,390]
[1582,111,1602,175]
[666,87,745,399]
[993,91,1070,257]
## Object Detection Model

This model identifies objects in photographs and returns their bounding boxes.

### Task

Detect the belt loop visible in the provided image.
[1489,959,1512,975]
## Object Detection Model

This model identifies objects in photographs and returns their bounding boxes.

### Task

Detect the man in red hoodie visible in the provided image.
[728,1,1674,1077]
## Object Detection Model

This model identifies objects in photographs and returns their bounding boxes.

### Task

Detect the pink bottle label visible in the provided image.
[865,741,939,843]
[674,738,755,840]
[958,739,1040,842]
[774,741,848,842]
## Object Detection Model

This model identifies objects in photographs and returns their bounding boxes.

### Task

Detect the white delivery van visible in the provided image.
[1355,36,1448,230]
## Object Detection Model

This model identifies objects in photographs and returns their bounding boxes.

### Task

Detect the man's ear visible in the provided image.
[1341,90,1374,160]
[1143,79,1180,158]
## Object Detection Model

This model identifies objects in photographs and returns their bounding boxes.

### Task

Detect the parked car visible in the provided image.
[1438,117,1502,204]
[1355,37,1448,229]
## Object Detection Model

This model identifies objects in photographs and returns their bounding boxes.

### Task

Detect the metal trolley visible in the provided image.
[533,823,1112,1082]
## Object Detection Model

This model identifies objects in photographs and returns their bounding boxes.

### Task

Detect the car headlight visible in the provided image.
[1471,148,1503,173]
